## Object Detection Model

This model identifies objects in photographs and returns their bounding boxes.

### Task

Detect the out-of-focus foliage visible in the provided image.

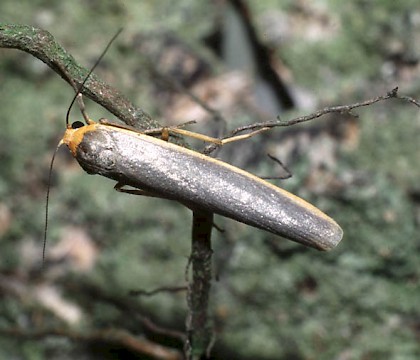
[0,1,419,359]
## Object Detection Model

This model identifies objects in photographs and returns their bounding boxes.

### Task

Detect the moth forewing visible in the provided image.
[62,123,343,251]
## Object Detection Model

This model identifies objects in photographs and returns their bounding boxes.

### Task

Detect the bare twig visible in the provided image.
[229,87,418,135]
[261,154,293,180]
[396,93,420,108]
[129,285,188,297]
[204,87,419,153]
[185,210,214,360]
[0,23,157,130]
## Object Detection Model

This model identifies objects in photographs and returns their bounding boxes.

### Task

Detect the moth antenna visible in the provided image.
[43,140,64,267]
[65,28,123,127]
[43,29,123,266]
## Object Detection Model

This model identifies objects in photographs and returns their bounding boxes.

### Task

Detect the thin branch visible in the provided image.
[0,23,157,130]
[185,210,214,360]
[230,87,418,135]
[261,154,293,180]
[129,285,188,297]
[0,327,183,360]
[203,87,419,153]
[2,24,418,139]
[396,93,420,108]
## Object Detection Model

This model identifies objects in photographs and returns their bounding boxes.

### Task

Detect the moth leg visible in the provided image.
[98,119,142,133]
[98,120,175,142]
[114,182,176,201]
[165,128,222,145]
[76,93,95,125]
[220,127,271,144]
[145,121,199,141]
[54,62,95,126]
[114,182,159,198]
[162,126,272,145]
[101,118,271,146]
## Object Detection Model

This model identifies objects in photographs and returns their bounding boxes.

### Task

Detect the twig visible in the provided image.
[0,23,157,130]
[185,210,214,360]
[396,93,420,108]
[230,87,418,135]
[203,87,419,153]
[261,154,293,180]
[129,285,188,297]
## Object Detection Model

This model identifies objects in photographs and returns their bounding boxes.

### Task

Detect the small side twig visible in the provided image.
[396,93,420,108]
[204,87,419,154]
[261,154,293,180]
[129,285,188,297]
[230,87,418,135]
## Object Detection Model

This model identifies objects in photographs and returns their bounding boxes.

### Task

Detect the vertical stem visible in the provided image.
[186,210,214,359]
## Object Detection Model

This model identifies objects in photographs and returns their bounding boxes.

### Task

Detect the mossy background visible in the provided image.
[0,1,419,359]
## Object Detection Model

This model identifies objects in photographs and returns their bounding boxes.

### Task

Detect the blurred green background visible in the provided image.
[0,1,419,359]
